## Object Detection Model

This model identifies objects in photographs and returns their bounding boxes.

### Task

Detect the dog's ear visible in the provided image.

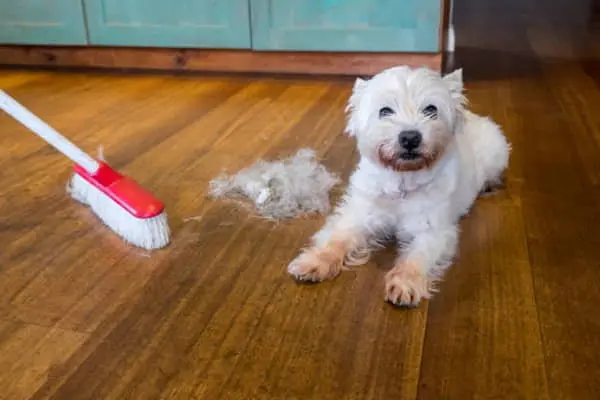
[443,69,463,94]
[443,69,466,105]
[345,77,368,137]
[352,77,368,92]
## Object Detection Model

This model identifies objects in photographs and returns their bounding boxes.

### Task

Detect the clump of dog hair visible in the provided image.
[209,148,340,220]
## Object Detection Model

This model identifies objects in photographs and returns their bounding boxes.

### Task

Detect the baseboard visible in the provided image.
[0,46,443,76]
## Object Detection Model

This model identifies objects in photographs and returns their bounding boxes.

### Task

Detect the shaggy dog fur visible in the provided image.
[287,66,510,307]
[209,148,340,220]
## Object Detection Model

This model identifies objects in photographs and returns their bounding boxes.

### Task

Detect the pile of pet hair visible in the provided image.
[208,148,340,220]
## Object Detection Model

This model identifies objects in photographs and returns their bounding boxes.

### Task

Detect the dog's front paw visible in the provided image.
[287,246,344,283]
[384,263,432,307]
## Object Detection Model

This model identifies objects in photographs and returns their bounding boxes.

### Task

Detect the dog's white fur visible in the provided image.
[287,66,510,307]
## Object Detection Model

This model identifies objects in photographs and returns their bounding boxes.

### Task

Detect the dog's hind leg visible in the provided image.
[464,111,511,191]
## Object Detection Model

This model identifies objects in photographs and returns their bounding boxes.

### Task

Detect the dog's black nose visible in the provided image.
[399,130,422,151]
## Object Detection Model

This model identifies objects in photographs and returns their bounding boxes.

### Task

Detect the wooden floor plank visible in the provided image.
[512,67,600,398]
[1,2,600,398]
[520,193,600,399]
[541,63,600,185]
[0,321,87,400]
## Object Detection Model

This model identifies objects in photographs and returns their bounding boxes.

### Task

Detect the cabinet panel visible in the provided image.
[0,0,87,45]
[250,0,442,52]
[83,0,251,48]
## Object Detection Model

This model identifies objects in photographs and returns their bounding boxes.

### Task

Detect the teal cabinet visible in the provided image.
[82,0,252,48]
[250,0,442,52]
[0,0,87,45]
[0,0,444,54]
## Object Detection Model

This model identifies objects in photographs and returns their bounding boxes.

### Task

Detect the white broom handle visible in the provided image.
[0,89,99,174]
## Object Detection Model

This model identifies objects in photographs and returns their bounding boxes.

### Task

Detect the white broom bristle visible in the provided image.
[67,173,170,250]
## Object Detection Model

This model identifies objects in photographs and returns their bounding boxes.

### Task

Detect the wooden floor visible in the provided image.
[2,1,600,399]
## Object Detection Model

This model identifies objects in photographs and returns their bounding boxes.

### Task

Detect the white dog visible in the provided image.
[287,66,510,307]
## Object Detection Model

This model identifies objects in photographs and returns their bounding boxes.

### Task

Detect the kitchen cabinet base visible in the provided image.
[0,46,442,76]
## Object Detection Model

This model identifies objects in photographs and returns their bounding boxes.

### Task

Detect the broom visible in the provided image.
[0,89,170,250]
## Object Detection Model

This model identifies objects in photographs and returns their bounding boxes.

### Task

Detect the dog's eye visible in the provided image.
[379,107,395,118]
[423,104,438,118]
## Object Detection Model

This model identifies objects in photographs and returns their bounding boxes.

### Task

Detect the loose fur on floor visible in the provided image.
[288,66,511,308]
[209,148,340,220]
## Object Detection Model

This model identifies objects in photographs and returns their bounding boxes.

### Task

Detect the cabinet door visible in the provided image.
[83,0,251,48]
[250,0,442,52]
[0,0,87,45]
